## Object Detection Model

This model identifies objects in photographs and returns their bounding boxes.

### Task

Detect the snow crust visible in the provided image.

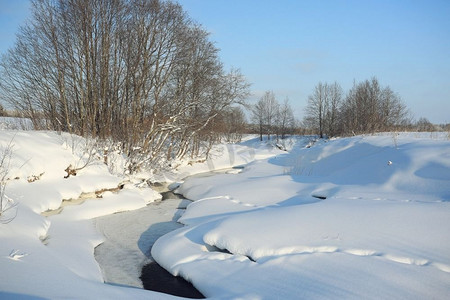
[0,130,173,299]
[95,198,185,288]
[152,134,450,299]
[0,130,273,299]
[1,129,449,299]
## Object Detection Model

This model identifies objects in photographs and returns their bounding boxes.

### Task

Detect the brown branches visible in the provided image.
[304,78,411,137]
[0,0,250,172]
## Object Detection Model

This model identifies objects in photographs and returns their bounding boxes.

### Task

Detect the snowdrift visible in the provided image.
[1,130,449,299]
[0,131,168,299]
[152,134,450,299]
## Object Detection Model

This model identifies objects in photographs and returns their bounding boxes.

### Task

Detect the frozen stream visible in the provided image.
[94,168,243,297]
[94,192,189,288]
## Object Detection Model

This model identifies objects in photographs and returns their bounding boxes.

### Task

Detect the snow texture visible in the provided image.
[0,130,174,299]
[152,134,450,299]
[1,128,449,299]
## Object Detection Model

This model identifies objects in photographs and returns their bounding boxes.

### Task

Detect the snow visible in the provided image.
[174,136,286,178]
[0,130,174,299]
[95,198,185,288]
[1,129,449,299]
[153,133,450,299]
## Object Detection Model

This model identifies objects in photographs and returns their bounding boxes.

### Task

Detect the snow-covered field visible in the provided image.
[0,129,449,299]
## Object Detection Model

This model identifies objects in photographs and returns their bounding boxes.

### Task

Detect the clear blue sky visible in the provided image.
[1,0,449,123]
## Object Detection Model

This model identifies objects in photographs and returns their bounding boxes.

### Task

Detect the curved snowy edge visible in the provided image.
[0,131,178,299]
[151,200,450,299]
[152,134,450,299]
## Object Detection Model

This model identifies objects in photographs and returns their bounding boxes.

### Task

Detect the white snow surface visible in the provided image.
[0,130,174,299]
[1,130,449,299]
[152,134,450,299]
[94,197,188,288]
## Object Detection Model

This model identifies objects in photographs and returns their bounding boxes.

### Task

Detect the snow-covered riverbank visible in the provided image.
[0,131,176,299]
[0,131,271,299]
[152,134,450,299]
[94,197,186,288]
[1,131,449,299]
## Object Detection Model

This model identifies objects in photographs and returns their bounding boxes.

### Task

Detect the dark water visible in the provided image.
[141,186,204,298]
[142,168,243,298]
[140,262,204,299]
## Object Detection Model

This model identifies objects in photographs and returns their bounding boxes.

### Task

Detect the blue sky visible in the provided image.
[1,0,449,123]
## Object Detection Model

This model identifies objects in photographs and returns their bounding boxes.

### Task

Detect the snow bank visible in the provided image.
[2,129,449,299]
[0,130,171,299]
[175,136,287,178]
[152,134,450,299]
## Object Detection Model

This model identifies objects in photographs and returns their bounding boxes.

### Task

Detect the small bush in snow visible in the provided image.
[0,139,17,224]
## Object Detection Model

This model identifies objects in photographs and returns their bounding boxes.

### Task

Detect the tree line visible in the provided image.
[249,77,412,142]
[303,78,411,138]
[251,91,296,141]
[0,0,249,171]
[0,0,439,174]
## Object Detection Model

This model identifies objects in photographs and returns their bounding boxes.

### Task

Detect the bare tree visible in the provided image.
[215,106,247,143]
[416,117,436,132]
[304,78,409,137]
[0,0,250,172]
[323,82,342,137]
[304,82,328,138]
[340,77,409,134]
[251,91,279,141]
[276,97,295,140]
[251,97,265,141]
